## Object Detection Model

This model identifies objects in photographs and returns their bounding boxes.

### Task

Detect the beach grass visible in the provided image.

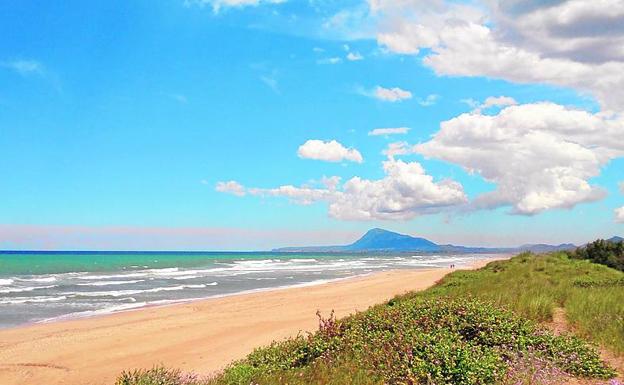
[422,252,624,353]
[116,252,623,385]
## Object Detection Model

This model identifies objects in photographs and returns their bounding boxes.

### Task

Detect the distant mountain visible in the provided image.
[273,228,582,254]
[608,236,624,243]
[516,243,576,253]
[344,228,440,252]
[274,228,441,253]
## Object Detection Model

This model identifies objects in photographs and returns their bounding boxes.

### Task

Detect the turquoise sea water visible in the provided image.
[0,251,498,329]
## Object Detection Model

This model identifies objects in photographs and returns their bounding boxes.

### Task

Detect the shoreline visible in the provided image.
[28,273,375,328]
[0,256,507,385]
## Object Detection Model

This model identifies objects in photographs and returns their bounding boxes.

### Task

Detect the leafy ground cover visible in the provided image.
[116,252,623,385]
[422,253,624,354]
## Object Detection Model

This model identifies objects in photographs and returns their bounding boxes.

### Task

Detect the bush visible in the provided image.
[567,239,624,272]
[214,297,614,385]
[116,367,200,385]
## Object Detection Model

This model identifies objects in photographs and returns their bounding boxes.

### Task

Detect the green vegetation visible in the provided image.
[567,238,624,272]
[423,252,624,354]
[116,252,624,385]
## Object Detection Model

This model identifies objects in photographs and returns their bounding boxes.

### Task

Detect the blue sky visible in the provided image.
[1,0,623,250]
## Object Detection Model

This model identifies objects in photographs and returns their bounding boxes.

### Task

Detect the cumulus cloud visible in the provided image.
[463,96,518,113]
[368,127,410,136]
[414,102,624,215]
[490,0,624,64]
[383,141,410,158]
[297,140,363,163]
[215,181,246,196]
[246,158,467,220]
[373,86,412,102]
[482,96,517,109]
[616,206,624,224]
[370,0,624,111]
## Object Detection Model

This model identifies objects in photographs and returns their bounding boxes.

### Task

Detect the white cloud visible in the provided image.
[247,157,467,220]
[466,96,518,113]
[297,139,363,163]
[317,57,342,65]
[489,0,624,65]
[321,175,342,191]
[414,102,624,215]
[368,127,410,136]
[619,182,624,195]
[374,86,412,102]
[185,0,285,12]
[215,181,246,196]
[2,59,44,76]
[346,52,364,61]
[369,0,624,111]
[383,141,410,158]
[417,94,439,107]
[616,206,624,224]
[482,96,517,109]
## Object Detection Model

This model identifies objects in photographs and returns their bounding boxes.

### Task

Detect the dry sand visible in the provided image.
[0,258,498,385]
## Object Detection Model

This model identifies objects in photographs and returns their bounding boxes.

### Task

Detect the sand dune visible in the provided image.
[0,260,497,385]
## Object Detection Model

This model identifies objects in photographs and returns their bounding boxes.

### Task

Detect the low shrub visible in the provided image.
[213,297,614,385]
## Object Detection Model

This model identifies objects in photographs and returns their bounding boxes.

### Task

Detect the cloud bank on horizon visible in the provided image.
[216,0,624,224]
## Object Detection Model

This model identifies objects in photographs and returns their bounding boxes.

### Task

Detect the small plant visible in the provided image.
[116,367,200,385]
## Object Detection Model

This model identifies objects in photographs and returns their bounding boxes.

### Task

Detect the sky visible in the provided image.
[1,0,624,250]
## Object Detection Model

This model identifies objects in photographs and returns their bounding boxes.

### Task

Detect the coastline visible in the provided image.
[0,256,506,385]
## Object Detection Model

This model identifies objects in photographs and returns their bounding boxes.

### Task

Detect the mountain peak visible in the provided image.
[346,228,440,252]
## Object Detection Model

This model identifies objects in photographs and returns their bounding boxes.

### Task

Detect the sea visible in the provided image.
[0,251,499,329]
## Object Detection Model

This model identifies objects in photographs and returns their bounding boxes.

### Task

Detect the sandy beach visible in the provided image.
[0,259,497,385]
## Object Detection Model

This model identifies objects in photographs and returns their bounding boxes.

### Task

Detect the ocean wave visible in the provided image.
[0,285,57,294]
[38,302,150,322]
[0,295,67,305]
[0,279,14,286]
[36,276,370,323]
[65,284,211,298]
[172,275,201,280]
[77,272,148,280]
[16,276,57,283]
[76,280,144,287]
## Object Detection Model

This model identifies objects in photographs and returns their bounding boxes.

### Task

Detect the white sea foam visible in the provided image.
[0,296,67,305]
[0,285,56,294]
[172,275,201,280]
[0,279,14,286]
[77,273,148,280]
[66,284,210,298]
[36,275,368,323]
[16,276,57,283]
[38,302,150,322]
[77,280,144,287]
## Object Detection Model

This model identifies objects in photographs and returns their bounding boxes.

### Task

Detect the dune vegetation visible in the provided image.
[116,251,624,385]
